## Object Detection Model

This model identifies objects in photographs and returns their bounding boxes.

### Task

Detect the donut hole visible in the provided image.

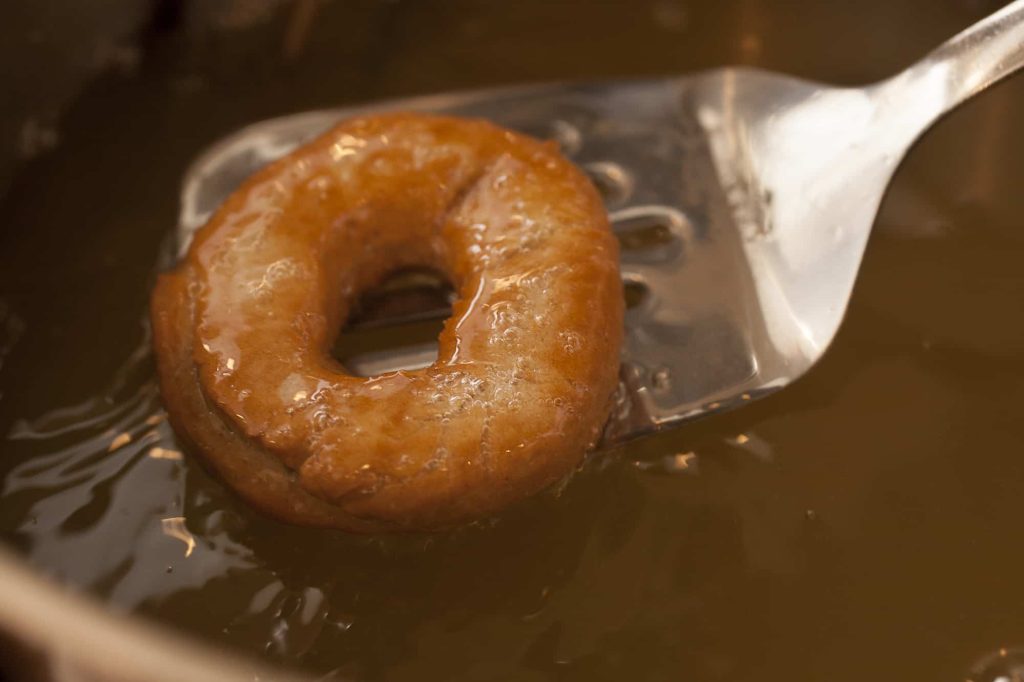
[332,267,455,377]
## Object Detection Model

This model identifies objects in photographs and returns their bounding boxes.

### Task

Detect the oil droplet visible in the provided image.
[632,451,698,475]
[107,432,132,452]
[148,447,183,461]
[161,517,197,557]
[667,452,696,471]
[330,614,354,632]
[727,430,773,461]
[521,586,552,621]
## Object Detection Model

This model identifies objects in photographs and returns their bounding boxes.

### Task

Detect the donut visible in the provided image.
[151,113,623,531]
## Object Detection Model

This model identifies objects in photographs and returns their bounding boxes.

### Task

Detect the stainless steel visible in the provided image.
[177,1,1024,443]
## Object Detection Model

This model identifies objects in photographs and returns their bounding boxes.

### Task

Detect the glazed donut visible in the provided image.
[151,113,623,531]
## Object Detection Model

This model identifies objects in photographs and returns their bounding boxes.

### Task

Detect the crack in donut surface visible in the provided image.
[151,113,623,531]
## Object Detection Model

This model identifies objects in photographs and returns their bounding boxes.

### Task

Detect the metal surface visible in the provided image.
[177,2,1024,445]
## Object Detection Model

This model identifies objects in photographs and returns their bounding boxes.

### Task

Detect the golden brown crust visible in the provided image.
[151,113,623,531]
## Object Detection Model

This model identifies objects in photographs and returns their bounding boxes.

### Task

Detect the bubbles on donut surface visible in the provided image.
[245,257,303,301]
[225,212,273,254]
[307,174,332,199]
[559,330,583,354]
[308,406,342,438]
[488,227,546,265]
[420,370,492,419]
[477,413,495,471]
[487,303,519,334]
[186,277,205,299]
[483,301,527,350]
[516,263,565,292]
[421,446,449,473]
[488,366,527,412]
[368,154,394,176]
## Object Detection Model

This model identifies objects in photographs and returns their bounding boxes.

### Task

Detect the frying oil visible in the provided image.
[2,1,1024,680]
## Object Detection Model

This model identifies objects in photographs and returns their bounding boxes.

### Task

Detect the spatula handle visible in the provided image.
[876,0,1024,147]
[925,0,1024,106]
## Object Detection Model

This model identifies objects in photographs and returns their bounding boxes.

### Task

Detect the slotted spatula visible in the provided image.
[174,0,1024,444]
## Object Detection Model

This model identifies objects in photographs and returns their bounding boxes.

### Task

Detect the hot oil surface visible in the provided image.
[2,1,1024,681]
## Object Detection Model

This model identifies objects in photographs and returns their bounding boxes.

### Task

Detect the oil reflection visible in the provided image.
[0,322,817,679]
[968,646,1024,682]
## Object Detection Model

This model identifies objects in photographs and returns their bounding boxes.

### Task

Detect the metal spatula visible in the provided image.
[174,0,1024,444]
